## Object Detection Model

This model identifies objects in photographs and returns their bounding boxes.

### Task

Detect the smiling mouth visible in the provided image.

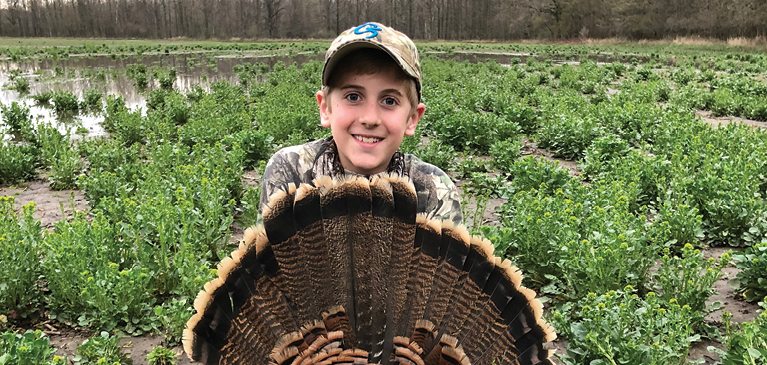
[354,135,382,143]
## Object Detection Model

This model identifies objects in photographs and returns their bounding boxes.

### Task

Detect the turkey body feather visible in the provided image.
[184,175,556,365]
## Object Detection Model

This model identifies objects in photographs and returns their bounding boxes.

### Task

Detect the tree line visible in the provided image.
[1,0,766,40]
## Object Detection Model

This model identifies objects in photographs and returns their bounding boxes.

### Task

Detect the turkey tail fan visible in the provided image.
[184,176,556,365]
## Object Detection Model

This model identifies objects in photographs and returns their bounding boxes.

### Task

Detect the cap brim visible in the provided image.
[321,40,411,88]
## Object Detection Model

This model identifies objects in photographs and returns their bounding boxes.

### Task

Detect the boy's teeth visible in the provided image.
[355,135,381,143]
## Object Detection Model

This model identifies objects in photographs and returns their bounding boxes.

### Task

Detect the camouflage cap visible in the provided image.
[323,22,422,100]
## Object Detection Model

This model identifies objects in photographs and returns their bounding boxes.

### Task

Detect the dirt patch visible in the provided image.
[697,110,767,129]
[522,139,582,177]
[683,246,762,364]
[454,180,505,228]
[0,179,89,229]
[46,326,192,364]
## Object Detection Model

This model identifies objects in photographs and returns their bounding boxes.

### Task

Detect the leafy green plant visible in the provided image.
[412,139,455,172]
[552,288,700,365]
[223,129,274,169]
[536,113,604,160]
[10,76,30,93]
[508,156,573,196]
[653,245,730,329]
[1,101,34,140]
[0,330,65,365]
[147,346,177,365]
[102,94,128,133]
[733,242,767,302]
[30,91,53,104]
[126,64,148,89]
[42,213,157,334]
[0,198,43,320]
[649,200,705,252]
[79,137,142,174]
[671,67,695,86]
[52,90,79,115]
[499,180,651,297]
[489,138,523,174]
[32,119,67,169]
[236,186,261,229]
[709,304,767,365]
[0,143,37,185]
[459,172,504,234]
[156,69,177,91]
[48,145,83,190]
[430,109,520,153]
[73,332,132,365]
[581,135,631,179]
[81,89,102,111]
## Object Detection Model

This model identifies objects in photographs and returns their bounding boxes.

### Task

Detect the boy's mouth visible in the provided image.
[354,135,383,143]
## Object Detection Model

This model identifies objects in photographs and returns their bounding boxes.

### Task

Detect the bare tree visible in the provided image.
[0,0,765,40]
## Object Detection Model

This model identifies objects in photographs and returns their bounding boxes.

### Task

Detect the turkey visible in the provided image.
[183,174,556,365]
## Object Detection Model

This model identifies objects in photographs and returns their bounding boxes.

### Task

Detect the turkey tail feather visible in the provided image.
[184,177,555,365]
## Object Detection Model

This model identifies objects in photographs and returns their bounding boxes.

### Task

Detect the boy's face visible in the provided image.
[317,68,425,176]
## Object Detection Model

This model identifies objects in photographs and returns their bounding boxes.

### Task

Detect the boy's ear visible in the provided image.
[405,102,426,136]
[317,90,331,128]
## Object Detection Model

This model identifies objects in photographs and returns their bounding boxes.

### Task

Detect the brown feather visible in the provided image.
[184,178,555,365]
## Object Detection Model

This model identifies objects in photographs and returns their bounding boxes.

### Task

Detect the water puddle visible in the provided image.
[0,51,324,138]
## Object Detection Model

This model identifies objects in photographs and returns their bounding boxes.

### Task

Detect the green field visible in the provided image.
[1,40,766,364]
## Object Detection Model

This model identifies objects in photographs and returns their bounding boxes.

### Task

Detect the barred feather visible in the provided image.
[184,177,555,365]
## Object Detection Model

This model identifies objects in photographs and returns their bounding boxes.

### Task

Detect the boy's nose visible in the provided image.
[358,103,382,127]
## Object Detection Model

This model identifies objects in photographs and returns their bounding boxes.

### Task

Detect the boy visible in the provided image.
[259,22,462,225]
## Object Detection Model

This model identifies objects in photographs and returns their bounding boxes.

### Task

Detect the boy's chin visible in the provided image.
[346,159,388,176]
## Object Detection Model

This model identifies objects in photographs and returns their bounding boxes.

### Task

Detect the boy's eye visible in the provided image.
[383,97,397,106]
[346,93,360,102]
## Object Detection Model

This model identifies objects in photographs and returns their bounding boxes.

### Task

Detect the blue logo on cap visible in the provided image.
[353,23,382,39]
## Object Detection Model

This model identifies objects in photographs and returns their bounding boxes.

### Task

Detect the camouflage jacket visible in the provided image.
[259,137,463,225]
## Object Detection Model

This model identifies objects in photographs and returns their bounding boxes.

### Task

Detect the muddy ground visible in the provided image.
[0,136,762,364]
